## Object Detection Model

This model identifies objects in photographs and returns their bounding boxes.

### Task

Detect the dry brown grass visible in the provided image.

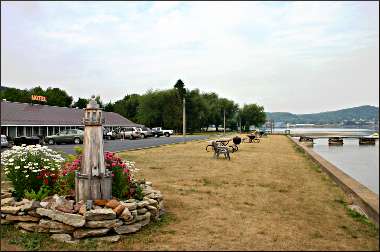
[1,135,378,251]
[114,135,378,250]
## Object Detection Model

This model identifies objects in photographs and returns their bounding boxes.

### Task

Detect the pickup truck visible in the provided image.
[152,127,174,137]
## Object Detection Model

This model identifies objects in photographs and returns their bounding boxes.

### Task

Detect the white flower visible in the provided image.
[25,174,29,178]
[14,166,20,170]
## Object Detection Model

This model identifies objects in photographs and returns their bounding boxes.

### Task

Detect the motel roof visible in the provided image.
[1,101,142,127]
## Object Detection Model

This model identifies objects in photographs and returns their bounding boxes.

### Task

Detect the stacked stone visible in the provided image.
[0,181,164,244]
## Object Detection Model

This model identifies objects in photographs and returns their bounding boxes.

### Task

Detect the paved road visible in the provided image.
[48,135,209,155]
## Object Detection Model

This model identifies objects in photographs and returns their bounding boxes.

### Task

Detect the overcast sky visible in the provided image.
[1,1,379,113]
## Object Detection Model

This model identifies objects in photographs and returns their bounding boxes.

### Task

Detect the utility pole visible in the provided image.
[240,118,242,133]
[223,109,226,135]
[183,97,186,138]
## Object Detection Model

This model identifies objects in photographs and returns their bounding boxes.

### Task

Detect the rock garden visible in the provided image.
[1,144,165,244]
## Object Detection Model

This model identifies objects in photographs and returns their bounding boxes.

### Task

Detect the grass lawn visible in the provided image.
[1,135,378,250]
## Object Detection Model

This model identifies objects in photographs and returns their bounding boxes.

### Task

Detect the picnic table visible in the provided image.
[206,137,243,153]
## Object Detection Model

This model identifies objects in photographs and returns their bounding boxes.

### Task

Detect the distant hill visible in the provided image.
[266,105,379,124]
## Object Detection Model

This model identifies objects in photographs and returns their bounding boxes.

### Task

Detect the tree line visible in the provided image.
[1,81,266,132]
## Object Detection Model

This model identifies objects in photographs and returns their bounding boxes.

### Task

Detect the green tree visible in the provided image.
[113,94,141,123]
[104,101,114,112]
[44,87,73,107]
[239,104,266,131]
[73,98,88,109]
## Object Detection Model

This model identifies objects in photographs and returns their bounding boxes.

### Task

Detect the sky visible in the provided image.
[1,1,379,114]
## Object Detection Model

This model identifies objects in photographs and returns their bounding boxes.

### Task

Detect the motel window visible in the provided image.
[26,127,32,137]
[48,127,54,136]
[17,126,24,137]
[8,127,16,138]
[40,127,47,137]
[33,127,39,136]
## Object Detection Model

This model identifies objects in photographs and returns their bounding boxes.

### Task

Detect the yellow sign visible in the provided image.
[31,95,47,102]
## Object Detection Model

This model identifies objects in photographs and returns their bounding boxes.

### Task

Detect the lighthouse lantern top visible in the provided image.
[83,95,104,125]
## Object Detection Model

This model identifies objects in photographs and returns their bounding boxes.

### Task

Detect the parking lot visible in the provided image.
[47,135,209,155]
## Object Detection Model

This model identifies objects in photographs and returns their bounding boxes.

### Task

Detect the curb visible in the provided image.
[288,136,379,226]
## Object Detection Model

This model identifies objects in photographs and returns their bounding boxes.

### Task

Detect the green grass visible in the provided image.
[1,225,49,251]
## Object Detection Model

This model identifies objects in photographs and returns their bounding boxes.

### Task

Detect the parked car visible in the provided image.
[119,127,141,140]
[1,135,9,148]
[45,129,84,145]
[12,135,44,146]
[152,127,174,137]
[151,128,164,138]
[138,127,153,138]
[105,129,118,140]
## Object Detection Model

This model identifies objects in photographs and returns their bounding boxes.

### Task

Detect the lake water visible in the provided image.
[283,128,379,195]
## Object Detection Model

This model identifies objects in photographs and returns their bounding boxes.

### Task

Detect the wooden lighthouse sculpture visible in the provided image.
[75,95,112,202]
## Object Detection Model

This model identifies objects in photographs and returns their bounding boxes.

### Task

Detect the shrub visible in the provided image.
[24,185,51,201]
[1,144,65,199]
[58,151,141,200]
[53,157,81,196]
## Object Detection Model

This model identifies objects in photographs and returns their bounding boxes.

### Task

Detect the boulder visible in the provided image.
[1,219,14,225]
[1,206,21,214]
[15,222,39,232]
[138,216,151,227]
[79,204,87,215]
[40,202,50,208]
[73,228,110,239]
[55,205,75,214]
[20,201,41,211]
[125,199,136,203]
[145,198,158,206]
[51,234,73,243]
[85,219,123,229]
[120,202,137,211]
[146,205,159,220]
[5,214,40,222]
[14,198,30,206]
[1,197,15,206]
[120,208,133,221]
[135,212,151,222]
[84,208,116,221]
[27,209,42,218]
[1,193,12,199]
[137,208,148,214]
[113,204,125,216]
[130,210,138,218]
[114,223,142,234]
[39,219,75,233]
[73,202,83,213]
[94,199,108,206]
[36,208,85,227]
[105,199,120,209]
[136,201,149,208]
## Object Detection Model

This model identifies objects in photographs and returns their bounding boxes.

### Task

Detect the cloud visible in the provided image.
[1,1,378,113]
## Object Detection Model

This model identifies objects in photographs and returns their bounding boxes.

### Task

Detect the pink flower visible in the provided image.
[111,173,114,177]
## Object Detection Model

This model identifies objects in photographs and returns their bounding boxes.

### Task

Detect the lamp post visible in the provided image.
[223,109,226,135]
[183,97,186,138]
[75,95,112,202]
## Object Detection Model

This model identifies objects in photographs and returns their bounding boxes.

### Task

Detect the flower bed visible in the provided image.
[1,146,165,243]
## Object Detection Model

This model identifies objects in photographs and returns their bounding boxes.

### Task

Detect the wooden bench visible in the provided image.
[211,141,230,160]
